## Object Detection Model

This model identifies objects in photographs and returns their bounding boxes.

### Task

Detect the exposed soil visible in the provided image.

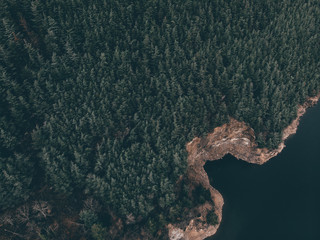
[168,93,320,240]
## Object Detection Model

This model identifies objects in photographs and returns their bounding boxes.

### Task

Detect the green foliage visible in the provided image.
[79,210,98,229]
[0,153,33,209]
[193,185,212,205]
[145,217,158,236]
[38,234,48,240]
[206,210,218,226]
[91,224,108,240]
[0,1,319,238]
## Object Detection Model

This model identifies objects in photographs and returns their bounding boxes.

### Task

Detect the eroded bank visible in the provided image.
[168,93,320,240]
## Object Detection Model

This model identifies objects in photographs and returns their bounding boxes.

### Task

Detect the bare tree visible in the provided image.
[0,212,14,226]
[32,201,52,219]
[125,213,136,224]
[48,221,59,233]
[84,197,101,212]
[16,204,30,223]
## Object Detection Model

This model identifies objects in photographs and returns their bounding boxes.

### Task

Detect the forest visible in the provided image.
[0,0,319,239]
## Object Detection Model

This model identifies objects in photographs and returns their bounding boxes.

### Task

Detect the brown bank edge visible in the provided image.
[167,93,320,240]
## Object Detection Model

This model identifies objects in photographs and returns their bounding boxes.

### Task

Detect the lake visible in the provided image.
[205,101,320,240]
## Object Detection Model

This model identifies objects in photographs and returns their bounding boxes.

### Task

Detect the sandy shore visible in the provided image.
[168,93,320,240]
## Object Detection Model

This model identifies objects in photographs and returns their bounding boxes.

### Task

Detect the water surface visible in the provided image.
[205,101,320,240]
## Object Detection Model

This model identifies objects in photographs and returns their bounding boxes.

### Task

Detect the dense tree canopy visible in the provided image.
[0,0,319,238]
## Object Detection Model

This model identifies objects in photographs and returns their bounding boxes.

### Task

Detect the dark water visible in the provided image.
[205,101,320,240]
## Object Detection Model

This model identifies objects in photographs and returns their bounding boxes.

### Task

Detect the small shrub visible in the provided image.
[91,224,108,240]
[79,209,98,229]
[206,210,218,225]
[193,185,211,205]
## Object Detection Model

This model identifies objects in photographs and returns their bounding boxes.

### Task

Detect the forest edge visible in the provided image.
[167,92,320,240]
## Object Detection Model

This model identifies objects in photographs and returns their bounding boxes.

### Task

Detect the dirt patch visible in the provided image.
[168,93,320,240]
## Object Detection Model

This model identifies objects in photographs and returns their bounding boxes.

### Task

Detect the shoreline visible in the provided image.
[168,93,320,240]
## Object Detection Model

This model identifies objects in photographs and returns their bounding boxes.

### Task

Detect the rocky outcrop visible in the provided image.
[168,93,320,240]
